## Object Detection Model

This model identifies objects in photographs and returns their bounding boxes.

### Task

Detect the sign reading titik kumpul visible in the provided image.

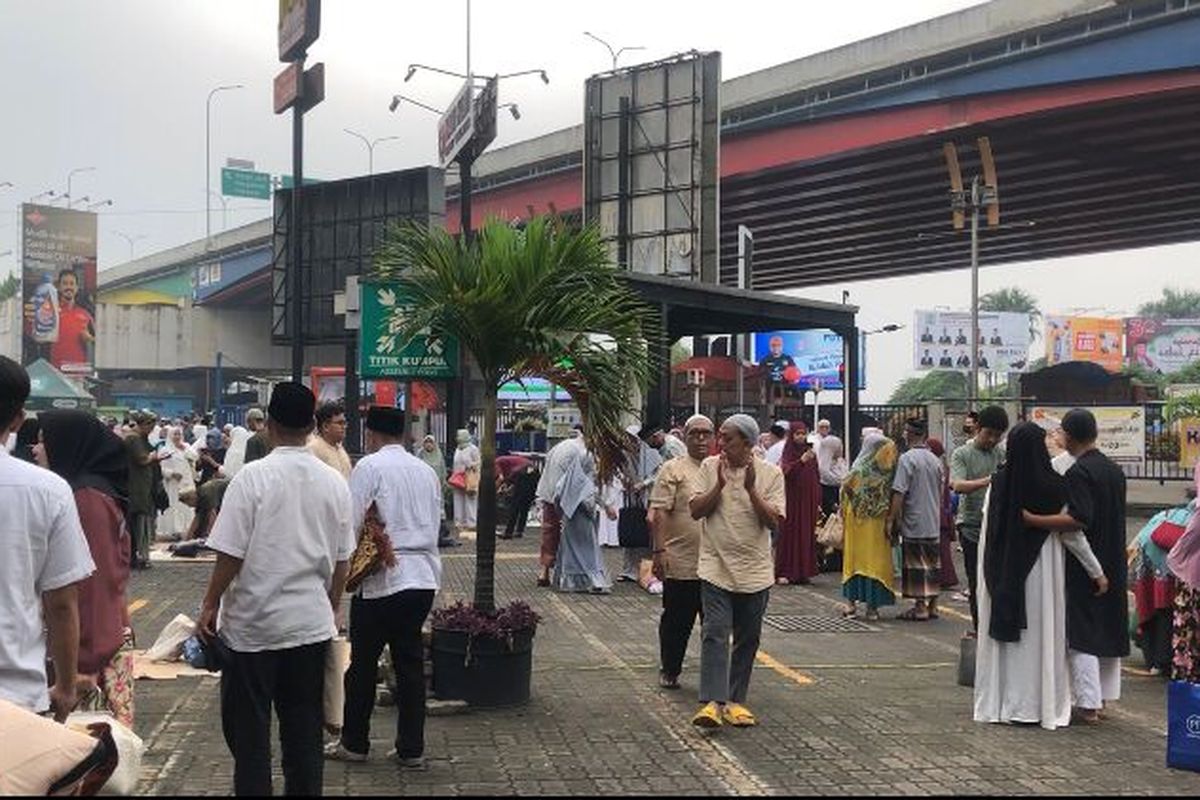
[358,282,458,379]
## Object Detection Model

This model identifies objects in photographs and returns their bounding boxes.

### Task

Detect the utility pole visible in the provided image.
[290,57,306,383]
[943,138,999,405]
[275,0,324,383]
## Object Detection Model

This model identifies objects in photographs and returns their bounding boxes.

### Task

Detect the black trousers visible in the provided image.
[820,484,840,518]
[960,530,979,632]
[341,590,435,759]
[220,639,328,797]
[659,578,703,679]
[504,470,539,537]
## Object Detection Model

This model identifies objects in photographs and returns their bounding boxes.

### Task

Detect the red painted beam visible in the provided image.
[445,170,582,234]
[447,69,1200,231]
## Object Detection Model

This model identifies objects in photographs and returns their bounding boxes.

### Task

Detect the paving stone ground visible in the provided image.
[128,517,1198,796]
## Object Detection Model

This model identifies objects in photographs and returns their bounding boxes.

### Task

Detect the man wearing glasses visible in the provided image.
[308,401,352,480]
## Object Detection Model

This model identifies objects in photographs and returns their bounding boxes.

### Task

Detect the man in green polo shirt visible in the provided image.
[949,405,1009,637]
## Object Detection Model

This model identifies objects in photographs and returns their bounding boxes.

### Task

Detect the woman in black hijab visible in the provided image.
[33,411,134,724]
[983,422,1066,642]
[973,421,1106,730]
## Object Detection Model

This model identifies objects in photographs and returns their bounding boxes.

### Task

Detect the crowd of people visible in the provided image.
[4,341,1200,791]
[0,357,449,793]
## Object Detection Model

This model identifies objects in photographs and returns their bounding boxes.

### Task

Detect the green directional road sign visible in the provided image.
[359,282,459,379]
[221,168,272,200]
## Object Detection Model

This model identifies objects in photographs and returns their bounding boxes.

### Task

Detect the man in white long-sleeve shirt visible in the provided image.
[325,406,442,769]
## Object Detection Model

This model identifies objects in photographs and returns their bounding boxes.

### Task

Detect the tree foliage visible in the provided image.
[979,286,1041,341]
[1137,288,1200,319]
[0,274,19,304]
[889,370,968,403]
[371,217,659,611]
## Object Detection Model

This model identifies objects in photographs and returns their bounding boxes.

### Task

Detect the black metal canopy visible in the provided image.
[621,271,858,338]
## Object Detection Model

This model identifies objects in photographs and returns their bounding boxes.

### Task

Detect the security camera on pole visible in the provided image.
[275,0,326,382]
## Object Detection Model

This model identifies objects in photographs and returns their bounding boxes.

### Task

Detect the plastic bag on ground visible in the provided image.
[144,614,197,662]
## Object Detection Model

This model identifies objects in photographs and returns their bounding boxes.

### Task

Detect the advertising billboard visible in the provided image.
[1044,316,1124,371]
[1125,318,1200,375]
[583,51,721,282]
[21,204,98,376]
[1028,405,1145,465]
[751,329,865,390]
[913,310,1031,373]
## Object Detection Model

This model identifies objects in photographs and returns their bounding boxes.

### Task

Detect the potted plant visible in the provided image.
[427,601,541,706]
[372,216,657,706]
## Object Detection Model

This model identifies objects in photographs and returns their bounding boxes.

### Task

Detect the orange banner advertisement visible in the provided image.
[1044,316,1124,372]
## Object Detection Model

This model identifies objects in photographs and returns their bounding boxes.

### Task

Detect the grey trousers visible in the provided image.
[698,580,770,705]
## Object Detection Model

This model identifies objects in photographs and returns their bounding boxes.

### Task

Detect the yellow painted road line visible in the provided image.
[441,552,540,561]
[936,605,973,623]
[127,598,148,615]
[755,649,814,685]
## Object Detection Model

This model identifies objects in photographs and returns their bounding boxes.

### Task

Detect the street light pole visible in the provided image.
[114,231,146,261]
[206,84,244,241]
[343,129,401,176]
[65,167,95,207]
[583,31,645,71]
[969,175,982,404]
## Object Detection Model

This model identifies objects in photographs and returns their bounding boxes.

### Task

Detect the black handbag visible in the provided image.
[617,497,651,549]
[151,462,169,513]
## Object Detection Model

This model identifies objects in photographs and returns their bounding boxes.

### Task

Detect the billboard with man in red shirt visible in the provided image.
[21,204,97,376]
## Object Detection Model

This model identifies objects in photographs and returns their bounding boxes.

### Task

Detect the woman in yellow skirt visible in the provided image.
[841,433,899,621]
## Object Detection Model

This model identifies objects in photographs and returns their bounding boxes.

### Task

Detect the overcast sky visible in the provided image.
[1,0,1194,401]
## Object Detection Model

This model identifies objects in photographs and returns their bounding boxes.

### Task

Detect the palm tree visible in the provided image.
[979,286,1041,342]
[371,217,658,612]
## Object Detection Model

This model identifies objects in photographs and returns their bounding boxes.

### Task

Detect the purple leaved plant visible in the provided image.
[431,600,541,639]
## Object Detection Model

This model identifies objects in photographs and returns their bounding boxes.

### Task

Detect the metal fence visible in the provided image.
[1016,401,1192,483]
[857,404,927,446]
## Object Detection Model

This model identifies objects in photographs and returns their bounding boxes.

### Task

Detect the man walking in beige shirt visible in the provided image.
[688,414,786,730]
[650,414,715,691]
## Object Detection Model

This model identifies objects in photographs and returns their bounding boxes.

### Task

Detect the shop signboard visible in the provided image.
[359,282,458,379]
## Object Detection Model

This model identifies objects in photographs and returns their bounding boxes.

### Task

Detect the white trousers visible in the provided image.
[1069,649,1121,710]
[452,488,477,529]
